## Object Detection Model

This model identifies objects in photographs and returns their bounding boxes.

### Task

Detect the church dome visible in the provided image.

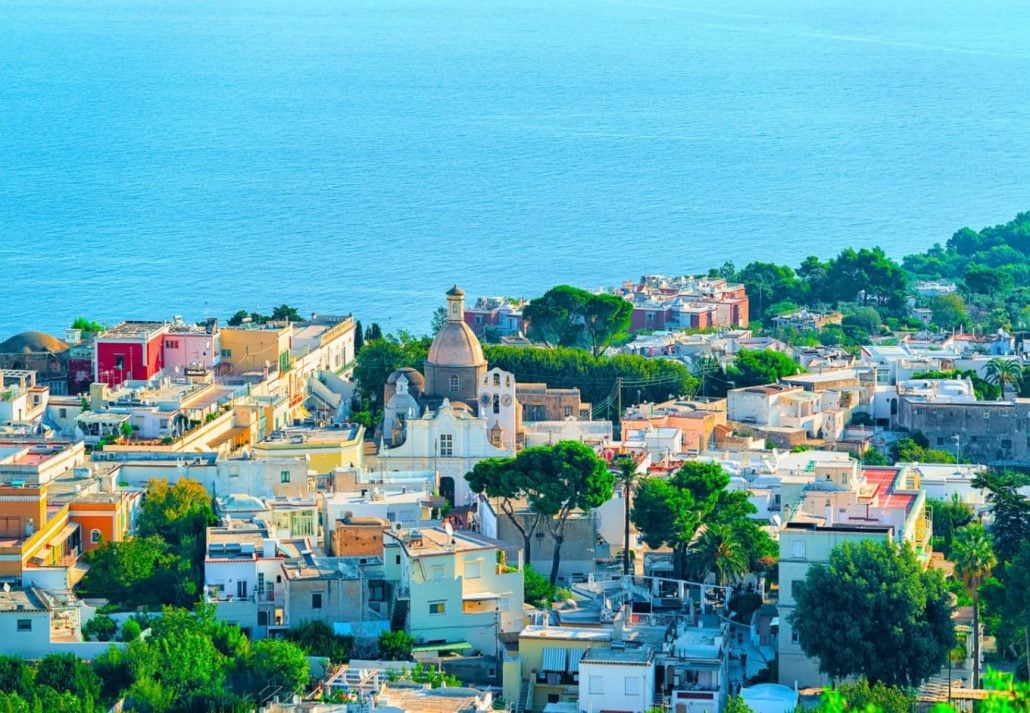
[427,320,485,367]
[0,331,69,354]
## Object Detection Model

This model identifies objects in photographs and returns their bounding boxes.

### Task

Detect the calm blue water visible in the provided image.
[2,0,1029,339]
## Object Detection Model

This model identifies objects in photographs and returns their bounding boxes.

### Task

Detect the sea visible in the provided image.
[2,0,1029,340]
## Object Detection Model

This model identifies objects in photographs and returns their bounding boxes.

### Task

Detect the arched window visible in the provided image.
[449,375,460,393]
[90,529,102,544]
[493,373,501,386]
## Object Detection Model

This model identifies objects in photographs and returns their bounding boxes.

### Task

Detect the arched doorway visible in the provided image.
[439,476,455,506]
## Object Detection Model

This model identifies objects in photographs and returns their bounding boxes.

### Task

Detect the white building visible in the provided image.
[578,647,655,713]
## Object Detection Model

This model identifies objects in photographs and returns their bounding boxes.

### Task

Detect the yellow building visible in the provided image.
[253,424,365,474]
[220,324,292,376]
[506,625,613,712]
[0,483,79,578]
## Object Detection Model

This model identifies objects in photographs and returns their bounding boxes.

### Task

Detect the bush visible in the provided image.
[84,614,117,642]
[728,592,763,623]
[377,630,416,661]
[120,618,142,642]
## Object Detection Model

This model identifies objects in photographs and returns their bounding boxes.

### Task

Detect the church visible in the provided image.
[373,286,527,507]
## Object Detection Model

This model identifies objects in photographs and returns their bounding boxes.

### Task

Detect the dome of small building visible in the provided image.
[387,367,425,393]
[0,331,69,354]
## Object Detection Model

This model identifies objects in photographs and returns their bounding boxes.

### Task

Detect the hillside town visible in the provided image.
[0,264,1027,713]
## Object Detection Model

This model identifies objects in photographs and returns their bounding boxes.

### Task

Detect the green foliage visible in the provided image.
[889,437,956,464]
[0,656,35,698]
[929,293,968,330]
[237,639,310,698]
[631,461,774,580]
[36,653,101,704]
[861,448,889,465]
[790,539,955,687]
[523,285,632,357]
[378,630,416,661]
[82,613,117,642]
[71,317,105,334]
[984,358,1023,399]
[952,522,997,688]
[523,565,556,608]
[723,695,755,713]
[483,345,697,409]
[726,348,801,387]
[728,592,763,623]
[283,620,354,663]
[972,470,1030,564]
[119,618,143,642]
[928,495,974,558]
[820,680,913,713]
[352,334,432,401]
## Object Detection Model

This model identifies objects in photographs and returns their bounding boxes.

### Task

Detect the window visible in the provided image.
[589,676,604,694]
[625,677,640,695]
[257,611,268,626]
[114,355,125,369]
[59,407,67,418]
[432,566,445,581]
[449,375,460,393]
[790,541,806,560]
[493,373,500,386]
[493,394,500,414]
[1002,439,1013,449]
[90,529,102,544]
[937,437,945,446]
[280,470,291,483]
[791,629,800,643]
[500,597,511,611]
[312,593,323,609]
[16,619,31,632]
[564,406,573,417]
[237,581,248,599]
[221,348,232,358]
[395,555,401,565]
[165,339,179,349]
[439,434,453,457]
[841,473,848,485]
[429,601,446,615]
[791,580,804,599]
[464,561,481,579]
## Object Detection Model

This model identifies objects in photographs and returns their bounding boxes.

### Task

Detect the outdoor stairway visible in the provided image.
[390,598,408,630]
[515,679,531,713]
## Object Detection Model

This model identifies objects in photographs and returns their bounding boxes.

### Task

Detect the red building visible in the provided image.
[94,321,169,387]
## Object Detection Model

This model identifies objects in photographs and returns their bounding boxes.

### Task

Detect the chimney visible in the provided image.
[262,538,276,559]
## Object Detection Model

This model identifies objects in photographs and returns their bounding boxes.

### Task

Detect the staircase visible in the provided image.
[515,679,531,713]
[390,598,409,630]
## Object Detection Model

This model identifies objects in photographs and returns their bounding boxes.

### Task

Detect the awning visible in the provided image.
[410,641,473,654]
[568,648,585,673]
[462,591,499,601]
[294,404,311,419]
[542,647,568,672]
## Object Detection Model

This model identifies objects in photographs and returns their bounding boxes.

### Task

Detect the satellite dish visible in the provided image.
[444,521,454,540]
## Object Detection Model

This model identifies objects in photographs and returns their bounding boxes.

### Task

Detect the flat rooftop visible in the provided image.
[520,625,613,643]
[99,321,167,339]
[390,526,508,557]
[0,587,49,613]
[581,646,652,665]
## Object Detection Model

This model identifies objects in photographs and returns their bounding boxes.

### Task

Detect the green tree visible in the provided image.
[928,494,974,558]
[790,539,955,687]
[814,679,913,713]
[0,656,35,699]
[931,292,968,331]
[364,322,383,342]
[353,320,364,354]
[688,524,748,586]
[984,358,1023,400]
[631,461,733,579]
[377,630,416,661]
[271,304,302,322]
[92,646,135,705]
[523,286,631,356]
[283,620,354,663]
[227,309,250,327]
[466,457,542,564]
[971,470,1030,564]
[614,455,642,575]
[517,441,614,583]
[243,639,310,697]
[71,317,105,334]
[841,307,882,343]
[723,695,755,713]
[952,522,997,689]
[736,262,799,322]
[965,266,1013,296]
[523,565,556,607]
[35,653,101,703]
[430,306,448,333]
[581,292,633,357]
[727,348,801,387]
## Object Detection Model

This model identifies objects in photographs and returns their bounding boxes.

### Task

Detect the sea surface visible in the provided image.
[2,0,1029,339]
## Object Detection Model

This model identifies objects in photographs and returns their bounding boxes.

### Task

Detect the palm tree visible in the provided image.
[952,523,997,689]
[984,358,1022,400]
[614,455,641,576]
[688,524,748,587]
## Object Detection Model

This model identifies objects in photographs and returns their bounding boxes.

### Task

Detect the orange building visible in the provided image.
[621,400,726,454]
[68,491,142,552]
[0,483,80,578]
